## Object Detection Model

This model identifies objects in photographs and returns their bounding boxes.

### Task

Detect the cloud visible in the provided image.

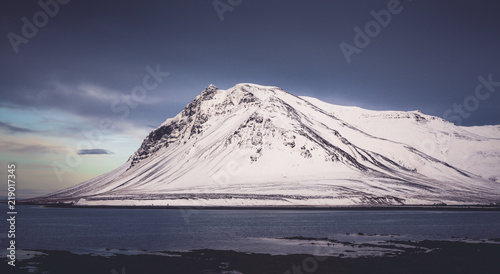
[0,140,63,155]
[0,121,35,133]
[0,78,181,132]
[77,149,113,155]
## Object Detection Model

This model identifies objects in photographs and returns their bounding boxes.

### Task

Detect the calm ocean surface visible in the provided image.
[3,205,500,255]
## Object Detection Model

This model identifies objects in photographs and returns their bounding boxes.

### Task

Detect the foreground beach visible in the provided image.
[4,239,500,274]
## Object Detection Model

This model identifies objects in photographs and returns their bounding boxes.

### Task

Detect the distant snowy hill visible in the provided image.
[32,84,500,206]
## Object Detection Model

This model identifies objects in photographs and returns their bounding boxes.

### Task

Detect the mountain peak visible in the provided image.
[204,84,218,94]
[197,84,219,100]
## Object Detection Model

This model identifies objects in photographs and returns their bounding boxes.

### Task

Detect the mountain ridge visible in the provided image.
[31,83,500,206]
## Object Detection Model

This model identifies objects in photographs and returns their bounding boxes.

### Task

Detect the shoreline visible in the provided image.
[4,239,500,274]
[14,202,500,211]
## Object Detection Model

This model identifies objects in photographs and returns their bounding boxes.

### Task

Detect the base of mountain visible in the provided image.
[18,201,500,211]
[4,240,500,274]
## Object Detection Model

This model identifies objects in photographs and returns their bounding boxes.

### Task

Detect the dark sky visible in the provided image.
[1,0,500,197]
[2,0,500,126]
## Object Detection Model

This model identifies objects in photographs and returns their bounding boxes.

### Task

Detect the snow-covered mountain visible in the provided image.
[33,84,500,206]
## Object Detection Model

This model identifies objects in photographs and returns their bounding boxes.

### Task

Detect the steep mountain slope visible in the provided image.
[33,84,500,206]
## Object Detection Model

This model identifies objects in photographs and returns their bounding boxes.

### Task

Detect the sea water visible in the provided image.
[2,205,500,256]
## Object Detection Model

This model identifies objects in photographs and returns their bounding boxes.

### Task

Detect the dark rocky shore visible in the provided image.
[3,240,500,274]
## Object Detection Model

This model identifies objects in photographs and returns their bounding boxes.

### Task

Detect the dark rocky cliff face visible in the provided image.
[128,86,217,168]
[128,84,264,169]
